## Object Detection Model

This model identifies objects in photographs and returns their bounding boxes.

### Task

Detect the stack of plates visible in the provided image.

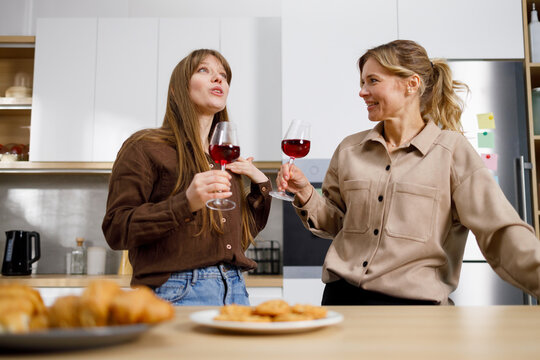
[5,86,32,98]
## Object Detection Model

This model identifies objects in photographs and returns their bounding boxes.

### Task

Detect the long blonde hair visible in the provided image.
[119,49,255,250]
[358,40,468,131]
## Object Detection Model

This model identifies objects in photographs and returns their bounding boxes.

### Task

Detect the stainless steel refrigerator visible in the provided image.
[283,61,535,306]
[448,60,533,305]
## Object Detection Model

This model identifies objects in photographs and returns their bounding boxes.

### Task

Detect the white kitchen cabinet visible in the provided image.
[93,18,159,161]
[220,17,282,162]
[37,287,84,307]
[30,18,97,161]
[0,0,33,35]
[31,17,281,162]
[156,18,220,127]
[283,278,325,306]
[282,0,398,159]
[158,17,282,162]
[247,286,283,306]
[398,0,523,59]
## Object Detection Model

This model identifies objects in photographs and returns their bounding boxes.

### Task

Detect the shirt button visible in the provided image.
[209,163,214,168]
[385,165,391,171]
[378,195,383,202]
[226,244,232,250]
[184,217,191,223]
[262,186,267,192]
[363,261,368,267]
[221,218,227,223]
[300,210,307,217]
[374,229,379,235]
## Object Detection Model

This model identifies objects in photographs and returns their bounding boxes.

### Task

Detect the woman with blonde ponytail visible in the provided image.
[103,49,272,306]
[277,40,540,305]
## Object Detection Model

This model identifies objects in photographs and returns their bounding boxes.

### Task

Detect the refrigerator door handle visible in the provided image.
[518,156,532,222]
[517,156,537,305]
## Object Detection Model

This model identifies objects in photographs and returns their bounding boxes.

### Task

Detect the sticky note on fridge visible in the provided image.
[481,153,498,171]
[477,113,495,129]
[477,132,495,148]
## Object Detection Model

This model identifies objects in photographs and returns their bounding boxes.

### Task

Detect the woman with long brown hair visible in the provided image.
[103,49,272,305]
[277,40,540,305]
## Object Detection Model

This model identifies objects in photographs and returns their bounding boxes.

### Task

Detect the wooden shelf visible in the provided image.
[0,161,282,173]
[523,0,540,237]
[0,162,113,173]
[0,97,32,105]
[0,36,35,58]
[0,36,36,44]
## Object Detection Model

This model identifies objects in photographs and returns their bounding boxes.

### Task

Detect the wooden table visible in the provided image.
[5,306,540,360]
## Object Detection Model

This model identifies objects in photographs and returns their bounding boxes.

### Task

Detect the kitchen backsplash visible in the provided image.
[0,173,282,274]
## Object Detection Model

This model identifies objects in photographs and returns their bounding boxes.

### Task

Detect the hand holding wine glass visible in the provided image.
[270,119,311,201]
[206,122,240,211]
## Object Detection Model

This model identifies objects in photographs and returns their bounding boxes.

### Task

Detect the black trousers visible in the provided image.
[321,279,437,305]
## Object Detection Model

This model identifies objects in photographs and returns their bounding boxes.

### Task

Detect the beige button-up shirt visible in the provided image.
[295,121,540,304]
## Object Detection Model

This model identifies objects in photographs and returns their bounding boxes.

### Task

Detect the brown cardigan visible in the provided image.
[102,133,272,288]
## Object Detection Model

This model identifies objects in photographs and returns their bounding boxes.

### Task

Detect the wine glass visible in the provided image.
[206,122,240,211]
[270,119,311,201]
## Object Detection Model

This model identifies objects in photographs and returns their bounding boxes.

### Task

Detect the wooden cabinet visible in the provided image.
[523,0,540,237]
[398,0,523,59]
[0,36,34,159]
[282,0,398,158]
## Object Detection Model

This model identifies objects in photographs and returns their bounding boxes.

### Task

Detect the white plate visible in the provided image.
[190,309,343,334]
[0,324,150,352]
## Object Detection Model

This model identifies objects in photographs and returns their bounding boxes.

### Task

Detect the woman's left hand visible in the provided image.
[226,156,268,183]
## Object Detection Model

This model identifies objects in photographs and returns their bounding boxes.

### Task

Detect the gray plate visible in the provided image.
[0,324,150,352]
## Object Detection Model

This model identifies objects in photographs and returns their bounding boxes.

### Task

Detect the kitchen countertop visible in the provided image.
[0,274,282,288]
[5,305,540,359]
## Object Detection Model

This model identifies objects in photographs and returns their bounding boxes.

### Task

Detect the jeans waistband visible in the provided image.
[169,264,242,281]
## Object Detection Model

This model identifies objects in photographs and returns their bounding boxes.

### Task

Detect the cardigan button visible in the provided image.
[221,218,227,223]
[363,261,368,267]
[385,165,391,171]
[226,244,232,250]
[300,210,307,217]
[262,186,267,192]
[373,229,379,235]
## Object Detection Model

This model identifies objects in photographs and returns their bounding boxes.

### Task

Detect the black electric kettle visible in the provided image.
[2,230,40,276]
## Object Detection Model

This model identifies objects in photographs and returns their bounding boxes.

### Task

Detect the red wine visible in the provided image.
[282,139,310,158]
[209,144,240,165]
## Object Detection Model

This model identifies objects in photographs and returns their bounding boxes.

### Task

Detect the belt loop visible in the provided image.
[191,269,198,285]
[218,264,226,279]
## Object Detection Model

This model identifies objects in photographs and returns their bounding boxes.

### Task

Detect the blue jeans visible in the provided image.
[153,264,250,306]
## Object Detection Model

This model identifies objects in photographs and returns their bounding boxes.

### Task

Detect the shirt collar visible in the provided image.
[361,120,441,156]
[410,121,441,155]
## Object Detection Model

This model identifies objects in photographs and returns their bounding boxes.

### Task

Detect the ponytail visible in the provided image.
[425,60,468,132]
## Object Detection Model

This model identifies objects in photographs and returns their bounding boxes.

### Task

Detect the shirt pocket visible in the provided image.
[342,179,371,234]
[386,182,438,243]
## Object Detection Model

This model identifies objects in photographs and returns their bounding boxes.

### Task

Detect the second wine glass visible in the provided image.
[206,121,240,211]
[270,119,311,201]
